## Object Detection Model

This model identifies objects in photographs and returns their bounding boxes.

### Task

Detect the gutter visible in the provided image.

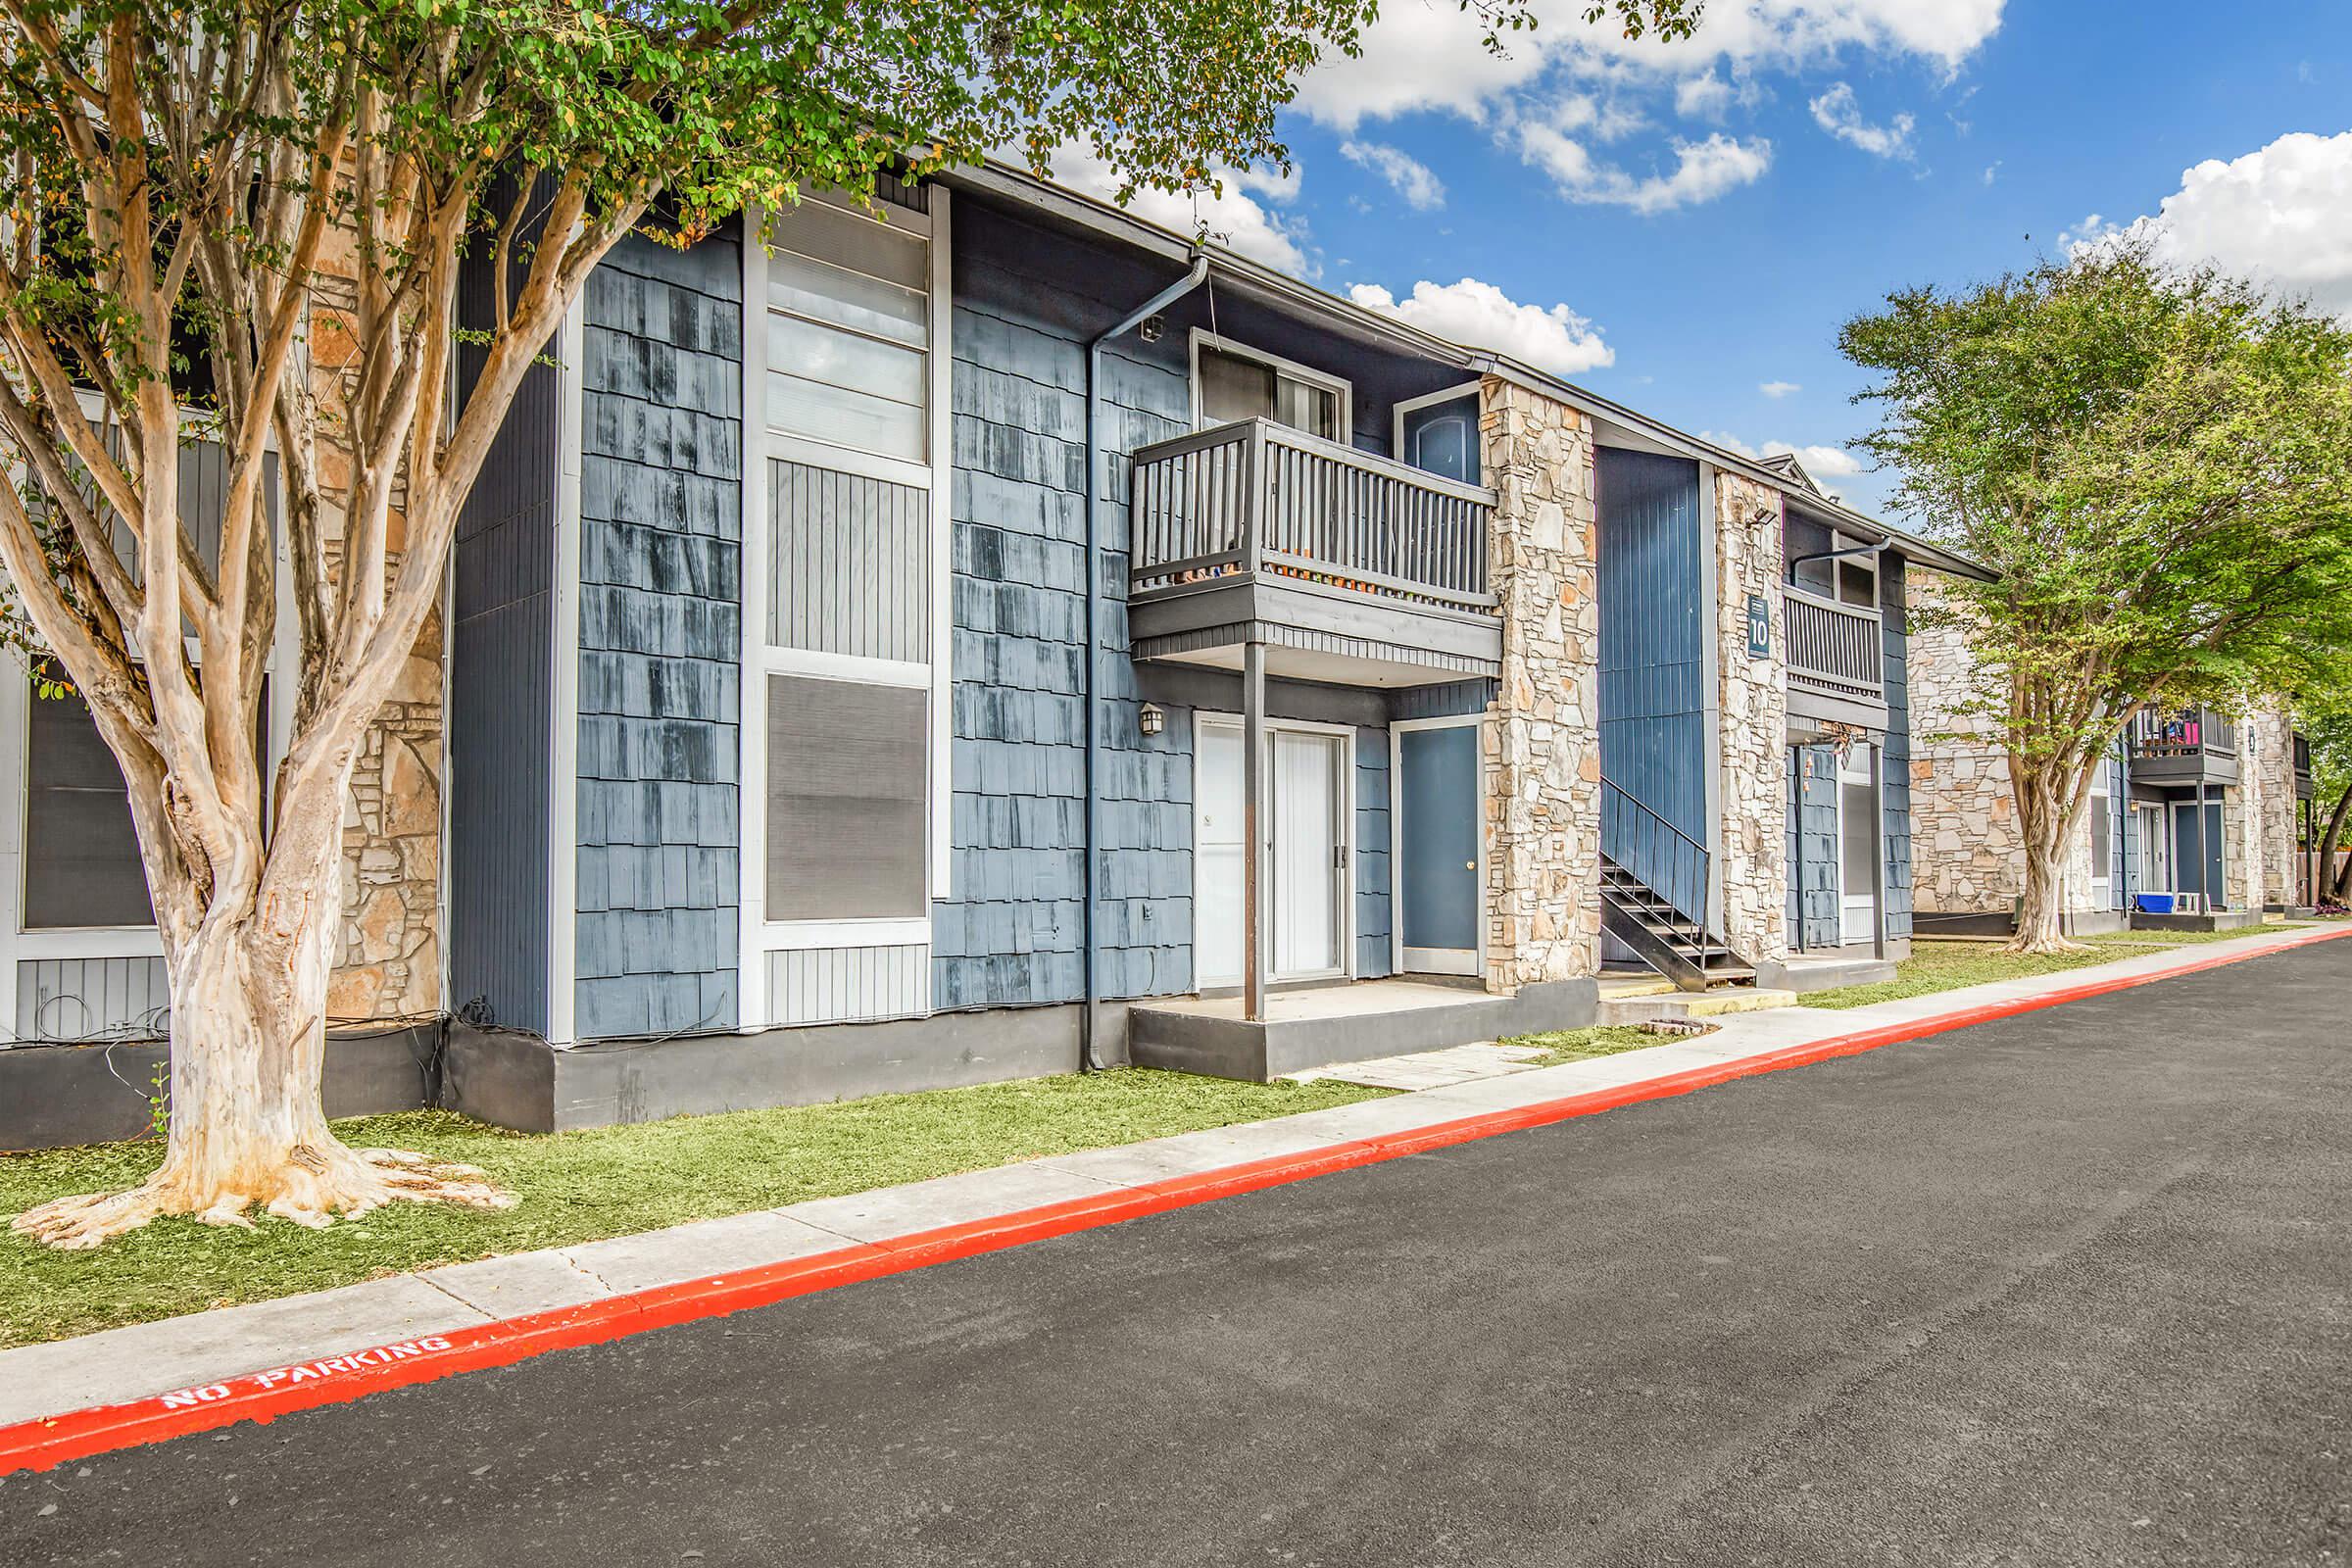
[1077,249,1209,1071]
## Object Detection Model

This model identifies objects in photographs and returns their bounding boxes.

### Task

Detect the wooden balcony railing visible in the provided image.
[1128,418,1497,614]
[1782,586,1883,702]
[2130,707,2237,760]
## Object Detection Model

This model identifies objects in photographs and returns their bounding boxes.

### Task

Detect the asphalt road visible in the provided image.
[9,938,2352,1567]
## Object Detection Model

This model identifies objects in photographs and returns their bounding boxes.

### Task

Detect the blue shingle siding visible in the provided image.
[933,203,1195,1010]
[572,226,744,1039]
[1880,562,1914,942]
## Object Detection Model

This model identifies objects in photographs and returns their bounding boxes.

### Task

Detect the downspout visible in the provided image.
[1078,249,1208,1071]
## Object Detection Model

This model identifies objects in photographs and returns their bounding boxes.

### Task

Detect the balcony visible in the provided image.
[1782,585,1886,728]
[1126,418,1502,686]
[2127,707,2241,786]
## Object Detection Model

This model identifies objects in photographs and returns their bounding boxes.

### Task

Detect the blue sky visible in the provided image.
[1057,1,2352,519]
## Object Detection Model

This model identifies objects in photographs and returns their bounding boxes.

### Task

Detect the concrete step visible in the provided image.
[1596,988,1799,1027]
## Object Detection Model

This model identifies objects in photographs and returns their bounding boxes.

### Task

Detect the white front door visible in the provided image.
[1838,743,1879,947]
[1195,719,1350,988]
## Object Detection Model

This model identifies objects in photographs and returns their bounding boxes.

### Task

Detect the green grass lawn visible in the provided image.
[1798,923,2311,1011]
[0,1068,1387,1349]
[1506,1025,1668,1067]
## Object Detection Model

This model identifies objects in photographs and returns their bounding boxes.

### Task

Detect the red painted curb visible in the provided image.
[5,922,2344,1475]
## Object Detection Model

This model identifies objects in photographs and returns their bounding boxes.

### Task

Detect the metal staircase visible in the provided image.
[1598,777,1755,993]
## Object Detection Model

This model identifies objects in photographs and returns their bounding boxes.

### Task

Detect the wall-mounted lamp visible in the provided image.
[1138,703,1166,737]
[1139,314,1166,345]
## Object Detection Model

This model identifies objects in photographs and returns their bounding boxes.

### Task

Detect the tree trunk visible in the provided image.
[13,782,509,1250]
[2320,782,2352,906]
[2009,757,2095,956]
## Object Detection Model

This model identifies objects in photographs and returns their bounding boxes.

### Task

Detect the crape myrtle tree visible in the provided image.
[0,0,1700,1247]
[2300,682,2352,907]
[1842,241,2352,955]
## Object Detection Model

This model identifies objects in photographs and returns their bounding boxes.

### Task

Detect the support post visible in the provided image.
[1870,740,1887,959]
[1243,636,1267,1023]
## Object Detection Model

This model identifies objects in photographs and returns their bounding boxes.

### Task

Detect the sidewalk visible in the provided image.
[3,919,2343,1468]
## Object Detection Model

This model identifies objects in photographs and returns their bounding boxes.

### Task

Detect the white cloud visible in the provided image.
[1348,277,1614,375]
[1518,125,1773,214]
[1774,442,1864,476]
[1340,140,1447,211]
[1808,81,1915,158]
[2062,130,2352,318]
[2056,212,2125,255]
[1702,430,1863,475]
[1759,379,1801,397]
[1982,161,2000,186]
[1674,71,1735,120]
[1293,0,2005,130]
[1040,146,1311,275]
[1232,164,1301,202]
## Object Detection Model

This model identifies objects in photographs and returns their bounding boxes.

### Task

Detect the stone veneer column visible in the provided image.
[1904,573,2028,915]
[309,224,446,1023]
[1711,469,1788,963]
[2228,709,2265,913]
[2252,704,2300,907]
[1477,376,1601,994]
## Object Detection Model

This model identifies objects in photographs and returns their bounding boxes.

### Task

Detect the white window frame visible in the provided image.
[1188,328,1353,442]
[1389,712,1485,978]
[739,186,954,1024]
[1391,382,1483,475]
[1192,710,1356,989]
[0,395,297,1035]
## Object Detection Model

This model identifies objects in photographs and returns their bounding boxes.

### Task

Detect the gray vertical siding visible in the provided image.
[1880,561,1914,942]
[933,201,1193,1008]
[572,226,745,1039]
[449,193,559,1035]
[1597,449,1708,900]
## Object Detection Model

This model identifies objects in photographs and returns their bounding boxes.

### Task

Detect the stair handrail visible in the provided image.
[1598,775,1716,973]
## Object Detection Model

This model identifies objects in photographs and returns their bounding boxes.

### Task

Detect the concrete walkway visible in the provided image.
[3,919,2340,1432]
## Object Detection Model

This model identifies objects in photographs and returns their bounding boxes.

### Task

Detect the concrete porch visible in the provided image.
[1128,976,1596,1083]
[1763,945,1903,993]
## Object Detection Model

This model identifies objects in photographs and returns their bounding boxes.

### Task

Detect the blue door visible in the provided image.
[1396,722,1480,974]
[2174,801,2226,909]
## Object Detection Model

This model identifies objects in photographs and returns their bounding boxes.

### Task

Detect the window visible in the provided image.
[1836,543,1878,610]
[763,675,928,921]
[1193,334,1346,443]
[2087,771,2114,904]
[765,194,932,464]
[24,685,154,929]
[1787,514,1876,607]
[1396,390,1481,485]
[744,181,949,986]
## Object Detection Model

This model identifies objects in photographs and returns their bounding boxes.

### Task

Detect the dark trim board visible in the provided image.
[0,1025,443,1152]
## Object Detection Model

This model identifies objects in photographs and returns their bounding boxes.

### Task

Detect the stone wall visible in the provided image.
[2251,704,2301,907]
[1712,468,1788,962]
[310,226,446,1023]
[1479,377,1602,992]
[1904,574,2028,914]
[330,599,444,1021]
